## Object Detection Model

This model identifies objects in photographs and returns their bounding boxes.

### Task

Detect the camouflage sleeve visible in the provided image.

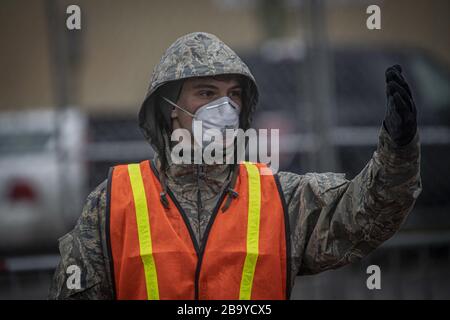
[278,126,421,281]
[48,180,114,300]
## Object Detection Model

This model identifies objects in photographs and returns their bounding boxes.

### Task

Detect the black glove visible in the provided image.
[384,64,417,146]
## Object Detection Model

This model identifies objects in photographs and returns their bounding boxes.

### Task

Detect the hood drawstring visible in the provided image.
[159,174,170,209]
[157,156,170,209]
[221,164,240,213]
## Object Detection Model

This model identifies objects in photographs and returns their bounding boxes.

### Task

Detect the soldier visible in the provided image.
[49,32,421,299]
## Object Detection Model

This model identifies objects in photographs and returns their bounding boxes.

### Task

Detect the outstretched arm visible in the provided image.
[279,65,422,278]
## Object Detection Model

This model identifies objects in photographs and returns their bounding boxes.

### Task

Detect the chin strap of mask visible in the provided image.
[221,164,240,213]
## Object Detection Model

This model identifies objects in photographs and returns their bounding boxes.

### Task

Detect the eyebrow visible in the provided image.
[192,83,242,90]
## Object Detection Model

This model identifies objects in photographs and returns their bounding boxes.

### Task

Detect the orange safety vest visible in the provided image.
[106,160,290,300]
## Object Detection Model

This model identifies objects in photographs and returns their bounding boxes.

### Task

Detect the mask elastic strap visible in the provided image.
[162,96,196,118]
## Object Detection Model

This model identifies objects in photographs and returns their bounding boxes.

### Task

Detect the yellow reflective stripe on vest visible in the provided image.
[127,163,160,300]
[239,162,261,300]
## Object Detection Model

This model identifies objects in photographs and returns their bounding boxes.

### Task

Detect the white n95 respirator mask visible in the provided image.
[162,96,241,149]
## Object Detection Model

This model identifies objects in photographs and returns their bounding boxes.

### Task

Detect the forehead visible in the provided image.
[184,75,243,88]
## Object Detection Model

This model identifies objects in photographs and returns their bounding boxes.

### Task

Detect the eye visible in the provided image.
[199,90,215,98]
[229,90,242,98]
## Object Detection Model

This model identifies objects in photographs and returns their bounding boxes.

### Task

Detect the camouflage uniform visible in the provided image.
[48,32,421,300]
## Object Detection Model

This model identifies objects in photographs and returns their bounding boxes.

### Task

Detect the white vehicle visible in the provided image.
[0,108,87,255]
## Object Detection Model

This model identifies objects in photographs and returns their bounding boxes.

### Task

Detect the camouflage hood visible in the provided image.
[138,32,259,166]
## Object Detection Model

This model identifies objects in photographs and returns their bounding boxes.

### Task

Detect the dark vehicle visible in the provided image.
[242,44,450,234]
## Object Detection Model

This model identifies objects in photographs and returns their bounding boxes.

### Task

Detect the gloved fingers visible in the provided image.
[393,93,417,126]
[392,64,402,73]
[393,92,410,115]
[387,81,413,111]
[386,69,412,98]
[384,65,417,145]
[386,65,405,78]
[386,96,403,128]
[386,64,402,75]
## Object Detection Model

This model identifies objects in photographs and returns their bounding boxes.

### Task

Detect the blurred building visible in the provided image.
[0,0,449,113]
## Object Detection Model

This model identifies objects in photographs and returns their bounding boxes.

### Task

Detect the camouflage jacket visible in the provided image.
[48,32,421,299]
[48,126,421,299]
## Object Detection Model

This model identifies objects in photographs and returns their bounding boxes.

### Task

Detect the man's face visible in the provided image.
[171,75,243,131]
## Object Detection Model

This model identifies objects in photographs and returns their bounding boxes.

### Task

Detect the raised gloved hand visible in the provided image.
[384,64,417,146]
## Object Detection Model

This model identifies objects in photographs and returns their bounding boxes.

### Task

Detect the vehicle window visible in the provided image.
[333,50,406,126]
[410,55,450,111]
[0,133,55,155]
